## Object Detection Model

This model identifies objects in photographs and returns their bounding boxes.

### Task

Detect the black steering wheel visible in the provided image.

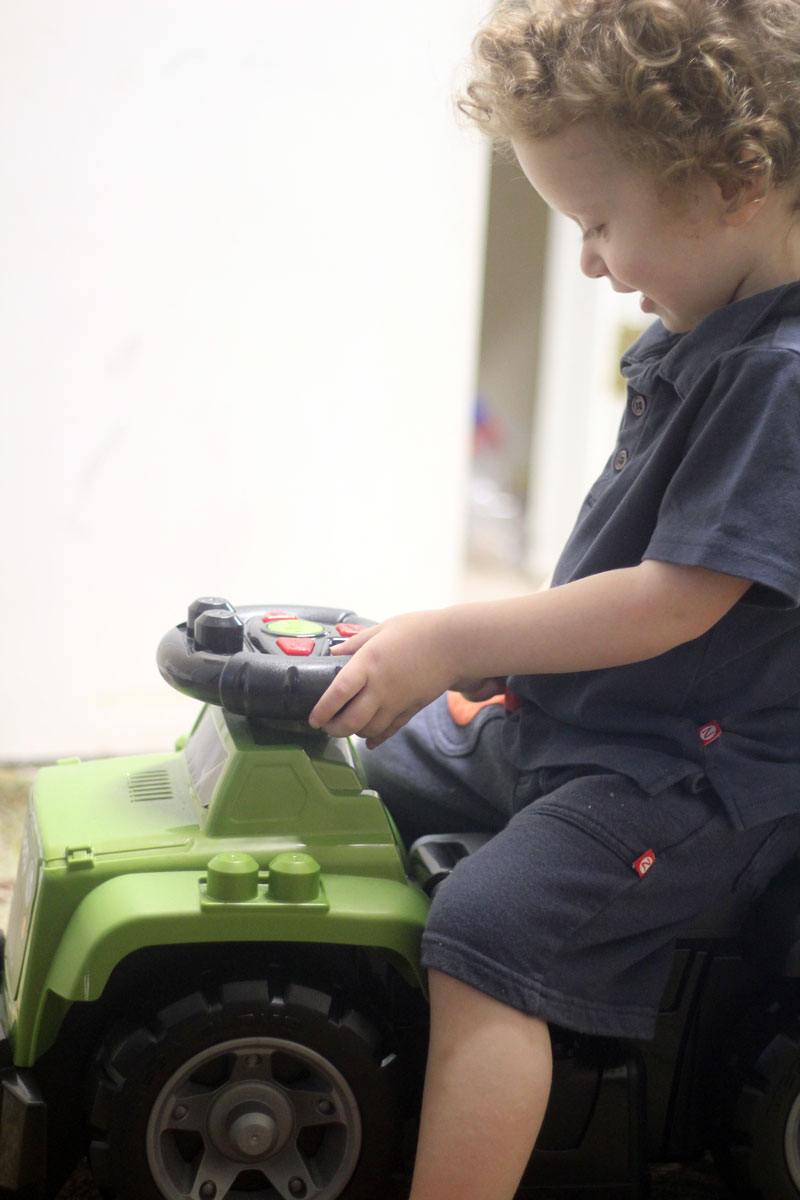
[157,597,374,721]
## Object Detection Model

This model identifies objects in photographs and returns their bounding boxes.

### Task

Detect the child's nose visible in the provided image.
[580,242,607,279]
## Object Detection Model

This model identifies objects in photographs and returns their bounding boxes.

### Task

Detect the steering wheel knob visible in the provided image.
[194,609,245,654]
[188,596,235,637]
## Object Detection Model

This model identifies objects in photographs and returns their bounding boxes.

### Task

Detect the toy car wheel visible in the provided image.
[715,1010,800,1198]
[88,979,399,1200]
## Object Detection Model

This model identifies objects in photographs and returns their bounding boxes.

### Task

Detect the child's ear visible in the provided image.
[722,193,765,227]
[719,169,766,227]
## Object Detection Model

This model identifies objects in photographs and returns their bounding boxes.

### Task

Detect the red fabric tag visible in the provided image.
[633,850,656,878]
[698,721,722,745]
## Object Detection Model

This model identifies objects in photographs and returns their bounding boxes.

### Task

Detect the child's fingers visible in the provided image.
[315,692,380,739]
[308,660,367,728]
[310,625,384,728]
[329,624,380,655]
[325,701,418,746]
[363,706,424,748]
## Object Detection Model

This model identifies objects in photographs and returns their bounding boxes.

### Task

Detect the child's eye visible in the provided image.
[582,224,606,242]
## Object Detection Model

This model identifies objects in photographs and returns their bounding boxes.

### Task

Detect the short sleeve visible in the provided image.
[645,348,800,607]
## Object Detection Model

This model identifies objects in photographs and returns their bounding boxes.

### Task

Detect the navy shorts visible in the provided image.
[359,694,800,1040]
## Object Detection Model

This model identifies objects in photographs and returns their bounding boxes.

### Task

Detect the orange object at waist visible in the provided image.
[446,688,522,726]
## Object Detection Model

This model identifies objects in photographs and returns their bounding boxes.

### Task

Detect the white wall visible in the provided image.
[0,0,490,760]
[525,212,648,578]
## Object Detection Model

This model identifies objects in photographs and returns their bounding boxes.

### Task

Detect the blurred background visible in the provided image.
[0,0,646,763]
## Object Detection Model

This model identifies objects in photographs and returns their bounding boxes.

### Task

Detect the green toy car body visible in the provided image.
[3,703,427,1070]
[0,602,432,1200]
[5,598,800,1200]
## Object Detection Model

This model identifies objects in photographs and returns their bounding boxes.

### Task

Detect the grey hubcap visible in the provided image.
[145,1036,362,1199]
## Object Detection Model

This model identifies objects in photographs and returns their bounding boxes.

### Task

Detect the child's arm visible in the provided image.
[308,559,750,746]
[454,570,554,702]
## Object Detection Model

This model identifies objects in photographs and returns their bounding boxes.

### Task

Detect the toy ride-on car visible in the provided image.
[3,597,800,1199]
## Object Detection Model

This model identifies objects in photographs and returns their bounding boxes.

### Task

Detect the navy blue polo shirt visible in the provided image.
[506,282,800,829]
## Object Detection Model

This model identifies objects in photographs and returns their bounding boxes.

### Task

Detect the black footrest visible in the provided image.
[408,832,494,895]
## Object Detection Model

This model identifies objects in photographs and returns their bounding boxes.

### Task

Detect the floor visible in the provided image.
[0,565,733,1199]
[0,766,34,932]
[49,1156,729,1200]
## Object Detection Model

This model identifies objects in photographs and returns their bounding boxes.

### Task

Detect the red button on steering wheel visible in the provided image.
[276,636,316,657]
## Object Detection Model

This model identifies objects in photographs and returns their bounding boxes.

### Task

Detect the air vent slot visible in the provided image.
[128,767,174,803]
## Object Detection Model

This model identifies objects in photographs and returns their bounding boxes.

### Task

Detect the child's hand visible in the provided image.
[308,611,458,748]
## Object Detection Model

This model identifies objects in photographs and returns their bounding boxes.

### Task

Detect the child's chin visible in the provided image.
[656,307,692,333]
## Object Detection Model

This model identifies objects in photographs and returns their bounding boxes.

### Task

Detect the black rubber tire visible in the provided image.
[87,978,400,1200]
[715,1011,800,1198]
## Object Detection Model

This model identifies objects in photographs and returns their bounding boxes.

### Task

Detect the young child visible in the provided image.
[309,1,800,1196]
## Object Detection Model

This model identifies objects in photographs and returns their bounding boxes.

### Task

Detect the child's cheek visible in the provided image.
[619,252,669,301]
[615,251,650,287]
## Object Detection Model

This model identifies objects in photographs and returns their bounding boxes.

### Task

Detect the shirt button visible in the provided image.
[631,394,647,416]
[614,449,629,471]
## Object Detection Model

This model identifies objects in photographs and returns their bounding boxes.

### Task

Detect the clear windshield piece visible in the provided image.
[184,708,230,806]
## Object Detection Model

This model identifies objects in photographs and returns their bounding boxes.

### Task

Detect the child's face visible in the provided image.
[513,122,758,333]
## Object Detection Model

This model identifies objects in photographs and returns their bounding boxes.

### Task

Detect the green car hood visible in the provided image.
[32,752,198,864]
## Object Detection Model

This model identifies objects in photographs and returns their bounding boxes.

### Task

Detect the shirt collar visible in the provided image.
[621,281,800,397]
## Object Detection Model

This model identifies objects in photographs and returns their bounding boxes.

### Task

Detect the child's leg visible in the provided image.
[357,693,517,844]
[408,970,552,1200]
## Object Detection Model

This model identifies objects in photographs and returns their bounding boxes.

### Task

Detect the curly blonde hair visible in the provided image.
[462,0,800,202]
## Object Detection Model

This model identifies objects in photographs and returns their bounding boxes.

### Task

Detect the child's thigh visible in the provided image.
[358,693,519,843]
[421,772,800,1038]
